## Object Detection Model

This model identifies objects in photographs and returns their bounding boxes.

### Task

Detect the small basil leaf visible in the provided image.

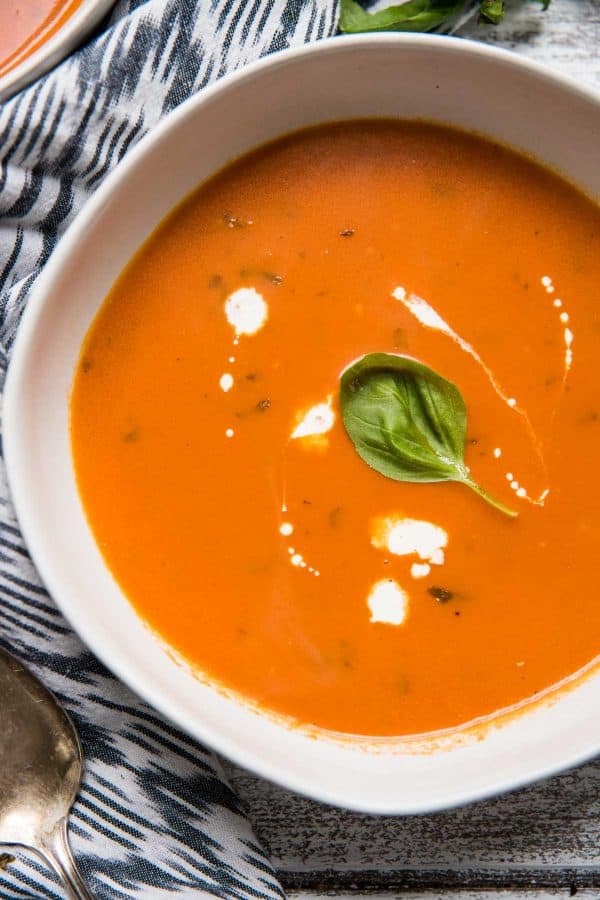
[339,0,464,34]
[479,0,505,23]
[340,353,517,518]
[480,0,550,22]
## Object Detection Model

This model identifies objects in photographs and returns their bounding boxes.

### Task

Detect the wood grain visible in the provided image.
[225,760,600,890]
[222,2,600,894]
[289,893,598,899]
[458,0,600,89]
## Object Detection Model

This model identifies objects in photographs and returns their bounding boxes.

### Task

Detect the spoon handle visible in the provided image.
[37,821,94,900]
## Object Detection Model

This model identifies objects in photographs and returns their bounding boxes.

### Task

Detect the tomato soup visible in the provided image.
[0,0,83,77]
[70,122,600,737]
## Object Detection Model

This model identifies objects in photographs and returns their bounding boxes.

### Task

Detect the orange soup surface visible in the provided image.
[71,122,600,737]
[1,0,83,76]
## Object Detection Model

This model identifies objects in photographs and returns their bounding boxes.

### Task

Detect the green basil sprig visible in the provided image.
[339,353,517,518]
[338,0,551,34]
[339,0,464,33]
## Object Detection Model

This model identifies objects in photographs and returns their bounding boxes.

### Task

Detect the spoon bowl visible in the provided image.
[0,646,93,898]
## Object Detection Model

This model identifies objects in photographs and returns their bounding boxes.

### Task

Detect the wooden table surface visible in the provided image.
[223,2,600,896]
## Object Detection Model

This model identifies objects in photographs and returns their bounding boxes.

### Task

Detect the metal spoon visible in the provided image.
[0,646,94,899]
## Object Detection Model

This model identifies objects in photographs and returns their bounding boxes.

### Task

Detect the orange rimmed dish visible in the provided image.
[0,0,115,102]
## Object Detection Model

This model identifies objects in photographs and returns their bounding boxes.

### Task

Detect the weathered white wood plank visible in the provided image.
[225,758,600,888]
[223,2,600,893]
[288,888,598,900]
[458,0,600,89]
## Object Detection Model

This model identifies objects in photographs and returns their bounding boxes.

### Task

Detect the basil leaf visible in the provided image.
[340,353,518,518]
[339,0,465,33]
[478,0,504,23]
[339,0,551,33]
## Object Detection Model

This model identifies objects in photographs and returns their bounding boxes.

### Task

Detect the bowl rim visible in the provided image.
[0,0,116,103]
[4,32,600,814]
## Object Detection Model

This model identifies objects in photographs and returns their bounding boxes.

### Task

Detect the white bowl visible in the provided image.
[0,0,116,103]
[5,35,600,814]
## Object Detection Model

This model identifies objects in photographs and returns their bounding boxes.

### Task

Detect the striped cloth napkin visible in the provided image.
[0,0,338,896]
